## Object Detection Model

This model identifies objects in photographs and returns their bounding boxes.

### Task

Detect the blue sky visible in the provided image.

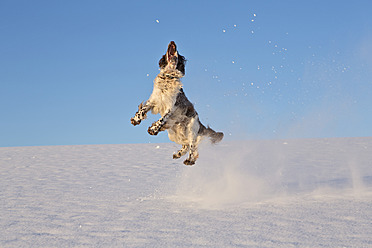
[1,0,372,147]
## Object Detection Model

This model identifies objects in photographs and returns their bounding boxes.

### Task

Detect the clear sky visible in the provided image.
[1,0,372,147]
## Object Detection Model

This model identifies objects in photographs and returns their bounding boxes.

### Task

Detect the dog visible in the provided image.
[131,41,223,165]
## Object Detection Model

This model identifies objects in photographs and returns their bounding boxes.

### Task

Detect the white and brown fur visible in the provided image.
[131,41,223,165]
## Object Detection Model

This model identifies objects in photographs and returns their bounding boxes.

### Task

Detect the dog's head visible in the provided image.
[159,41,186,75]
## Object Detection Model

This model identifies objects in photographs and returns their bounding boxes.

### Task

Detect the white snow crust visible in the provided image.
[1,137,372,247]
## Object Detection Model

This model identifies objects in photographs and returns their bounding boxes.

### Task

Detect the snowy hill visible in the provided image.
[1,137,372,247]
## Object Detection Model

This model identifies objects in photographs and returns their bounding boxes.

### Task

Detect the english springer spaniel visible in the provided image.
[131,41,223,165]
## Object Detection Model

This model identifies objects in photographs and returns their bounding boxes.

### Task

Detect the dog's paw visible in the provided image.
[131,117,141,126]
[173,153,181,159]
[183,159,195,166]
[147,125,159,136]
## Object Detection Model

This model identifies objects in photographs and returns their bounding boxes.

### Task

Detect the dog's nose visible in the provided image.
[168,41,177,50]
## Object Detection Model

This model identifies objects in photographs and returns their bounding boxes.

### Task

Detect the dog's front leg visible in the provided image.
[147,110,172,135]
[131,101,152,126]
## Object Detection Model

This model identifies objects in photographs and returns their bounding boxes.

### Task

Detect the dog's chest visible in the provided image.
[150,73,183,116]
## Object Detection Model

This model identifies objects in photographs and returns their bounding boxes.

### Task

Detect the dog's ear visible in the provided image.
[158,55,167,69]
[177,55,186,75]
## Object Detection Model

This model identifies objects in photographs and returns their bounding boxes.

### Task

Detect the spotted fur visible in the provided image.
[131,41,223,165]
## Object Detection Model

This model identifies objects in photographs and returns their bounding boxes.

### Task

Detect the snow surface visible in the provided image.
[1,137,372,247]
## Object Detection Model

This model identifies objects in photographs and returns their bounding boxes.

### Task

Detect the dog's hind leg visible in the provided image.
[183,119,201,166]
[173,145,189,159]
[183,144,199,166]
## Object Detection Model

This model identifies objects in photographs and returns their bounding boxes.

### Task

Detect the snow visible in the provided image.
[1,137,372,247]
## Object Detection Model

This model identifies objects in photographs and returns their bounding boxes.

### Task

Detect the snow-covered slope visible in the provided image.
[1,138,372,247]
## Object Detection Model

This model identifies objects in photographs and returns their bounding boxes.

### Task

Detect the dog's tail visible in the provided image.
[199,123,224,144]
